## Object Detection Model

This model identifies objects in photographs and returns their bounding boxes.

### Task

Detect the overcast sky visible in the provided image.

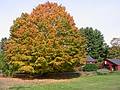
[0,0,120,45]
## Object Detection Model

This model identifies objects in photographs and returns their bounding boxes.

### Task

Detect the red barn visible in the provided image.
[104,59,120,71]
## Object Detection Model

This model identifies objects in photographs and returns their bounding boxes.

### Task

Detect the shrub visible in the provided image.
[0,52,4,70]
[83,64,98,72]
[96,62,103,69]
[0,52,16,76]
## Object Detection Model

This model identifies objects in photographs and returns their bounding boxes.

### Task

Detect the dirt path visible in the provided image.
[0,77,71,90]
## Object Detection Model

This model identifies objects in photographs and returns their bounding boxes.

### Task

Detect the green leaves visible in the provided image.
[80,27,108,60]
[108,46,120,59]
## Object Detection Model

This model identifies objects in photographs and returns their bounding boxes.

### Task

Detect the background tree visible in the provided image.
[110,38,120,46]
[80,27,108,61]
[108,38,120,59]
[5,2,87,75]
[1,37,7,51]
[0,42,1,52]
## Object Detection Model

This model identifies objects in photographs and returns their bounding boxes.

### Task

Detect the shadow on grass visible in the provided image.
[13,72,81,80]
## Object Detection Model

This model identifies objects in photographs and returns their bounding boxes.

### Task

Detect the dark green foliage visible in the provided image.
[83,64,98,71]
[1,37,7,51]
[0,52,4,70]
[0,52,15,76]
[80,27,109,61]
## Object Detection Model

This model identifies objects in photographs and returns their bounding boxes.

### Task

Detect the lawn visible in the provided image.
[10,72,120,90]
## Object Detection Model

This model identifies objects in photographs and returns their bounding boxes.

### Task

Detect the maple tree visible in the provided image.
[5,2,87,74]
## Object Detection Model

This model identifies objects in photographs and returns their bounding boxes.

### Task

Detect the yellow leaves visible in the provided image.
[5,2,87,74]
[10,54,32,61]
[18,65,34,73]
[11,56,17,61]
[35,57,48,67]
[54,57,63,62]
[12,61,25,66]
[49,57,64,66]
[20,55,32,61]
[35,57,46,64]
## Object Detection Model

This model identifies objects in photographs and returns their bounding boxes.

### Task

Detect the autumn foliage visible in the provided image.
[5,2,87,74]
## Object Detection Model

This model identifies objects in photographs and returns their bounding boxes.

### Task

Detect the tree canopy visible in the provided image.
[5,2,87,74]
[108,38,120,59]
[80,27,108,61]
[108,46,120,59]
[110,38,120,46]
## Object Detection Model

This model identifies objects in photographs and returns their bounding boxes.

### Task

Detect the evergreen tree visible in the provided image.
[80,27,108,61]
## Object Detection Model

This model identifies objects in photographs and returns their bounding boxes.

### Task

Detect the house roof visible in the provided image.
[107,59,120,65]
[87,56,96,61]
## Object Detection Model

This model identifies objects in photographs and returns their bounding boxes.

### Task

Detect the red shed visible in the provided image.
[104,59,120,71]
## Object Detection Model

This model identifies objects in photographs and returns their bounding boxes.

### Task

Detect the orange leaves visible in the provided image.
[30,2,77,34]
[5,2,87,74]
[47,39,53,45]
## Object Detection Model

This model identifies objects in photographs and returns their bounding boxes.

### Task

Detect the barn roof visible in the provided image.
[107,59,120,65]
[87,56,96,61]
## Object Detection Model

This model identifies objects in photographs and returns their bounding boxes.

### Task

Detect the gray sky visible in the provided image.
[0,0,120,45]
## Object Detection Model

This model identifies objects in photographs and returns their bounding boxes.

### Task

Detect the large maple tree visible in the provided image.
[5,2,87,74]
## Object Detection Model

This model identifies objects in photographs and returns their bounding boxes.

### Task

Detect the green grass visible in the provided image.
[10,72,120,90]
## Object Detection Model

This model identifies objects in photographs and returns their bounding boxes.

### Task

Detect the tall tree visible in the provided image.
[110,38,120,46]
[108,38,120,59]
[108,46,120,59]
[5,2,87,74]
[80,27,108,61]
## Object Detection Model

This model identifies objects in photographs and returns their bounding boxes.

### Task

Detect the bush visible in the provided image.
[83,64,98,72]
[96,69,110,75]
[96,62,103,69]
[0,52,4,70]
[0,52,15,76]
